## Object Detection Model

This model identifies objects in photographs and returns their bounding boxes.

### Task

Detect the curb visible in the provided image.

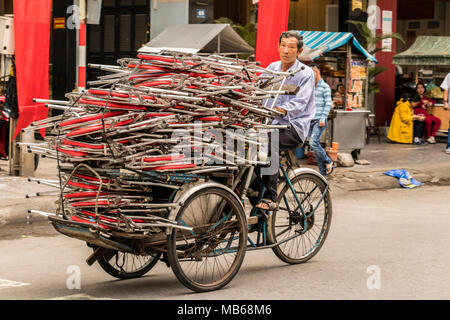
[0,176,58,227]
[2,197,57,225]
[329,162,450,195]
[1,162,450,227]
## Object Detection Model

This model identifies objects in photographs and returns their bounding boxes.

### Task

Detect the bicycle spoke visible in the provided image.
[271,174,331,264]
[169,187,246,291]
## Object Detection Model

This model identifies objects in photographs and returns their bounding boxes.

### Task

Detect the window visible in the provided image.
[408,22,420,29]
[427,21,440,29]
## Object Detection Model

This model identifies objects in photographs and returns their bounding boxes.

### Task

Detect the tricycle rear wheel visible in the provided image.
[96,249,161,280]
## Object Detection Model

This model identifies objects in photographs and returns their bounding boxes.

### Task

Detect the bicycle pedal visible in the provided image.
[247,188,259,198]
[259,210,271,221]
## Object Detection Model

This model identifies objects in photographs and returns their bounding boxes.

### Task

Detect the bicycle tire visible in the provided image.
[268,173,332,264]
[96,250,161,280]
[167,187,247,292]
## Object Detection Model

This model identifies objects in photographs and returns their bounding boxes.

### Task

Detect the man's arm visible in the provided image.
[440,73,450,109]
[444,90,449,109]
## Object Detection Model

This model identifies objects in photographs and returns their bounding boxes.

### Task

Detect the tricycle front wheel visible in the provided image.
[269,173,332,264]
[167,187,247,292]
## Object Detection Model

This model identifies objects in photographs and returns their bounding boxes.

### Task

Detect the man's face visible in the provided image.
[278,37,301,65]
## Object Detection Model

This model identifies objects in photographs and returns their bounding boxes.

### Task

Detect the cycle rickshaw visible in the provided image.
[43,145,331,292]
[26,52,332,292]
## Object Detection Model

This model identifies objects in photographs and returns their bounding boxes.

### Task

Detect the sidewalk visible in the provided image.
[0,135,449,226]
[0,156,59,226]
[326,134,450,193]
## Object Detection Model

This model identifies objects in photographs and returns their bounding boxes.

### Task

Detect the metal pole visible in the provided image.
[345,43,351,110]
[217,34,221,55]
[20,128,35,177]
[78,0,87,91]
[365,62,369,110]
[8,117,19,176]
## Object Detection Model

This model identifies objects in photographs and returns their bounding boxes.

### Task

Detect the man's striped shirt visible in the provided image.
[314,78,332,123]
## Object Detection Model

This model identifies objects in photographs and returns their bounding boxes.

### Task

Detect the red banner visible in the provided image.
[255,0,290,68]
[13,0,52,139]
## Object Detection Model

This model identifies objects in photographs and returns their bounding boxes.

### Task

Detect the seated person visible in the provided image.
[442,72,450,154]
[332,84,345,107]
[252,31,315,211]
[387,93,426,145]
[414,83,441,144]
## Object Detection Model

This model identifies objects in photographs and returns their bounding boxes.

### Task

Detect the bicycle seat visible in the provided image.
[280,142,306,155]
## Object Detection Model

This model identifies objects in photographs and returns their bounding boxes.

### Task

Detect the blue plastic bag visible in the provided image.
[383,169,423,189]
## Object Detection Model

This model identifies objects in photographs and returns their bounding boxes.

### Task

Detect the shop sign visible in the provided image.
[381,10,393,52]
[347,60,367,109]
[53,17,66,29]
[196,8,206,19]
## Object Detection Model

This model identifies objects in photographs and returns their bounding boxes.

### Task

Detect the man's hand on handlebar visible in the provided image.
[274,107,287,116]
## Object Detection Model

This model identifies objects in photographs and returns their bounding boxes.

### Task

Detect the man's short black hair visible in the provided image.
[309,63,320,70]
[279,31,304,51]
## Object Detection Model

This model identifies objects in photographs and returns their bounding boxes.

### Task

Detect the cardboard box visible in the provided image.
[427,105,449,131]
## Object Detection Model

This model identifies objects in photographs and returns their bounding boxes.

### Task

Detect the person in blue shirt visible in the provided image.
[307,63,334,176]
[254,31,316,211]
[441,73,450,154]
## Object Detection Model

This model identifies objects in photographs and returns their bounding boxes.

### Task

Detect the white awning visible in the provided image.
[138,24,254,55]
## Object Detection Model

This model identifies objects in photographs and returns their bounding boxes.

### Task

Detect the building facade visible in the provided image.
[2,0,448,127]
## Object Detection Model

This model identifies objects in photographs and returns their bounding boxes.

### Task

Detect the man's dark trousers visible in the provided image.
[254,126,303,203]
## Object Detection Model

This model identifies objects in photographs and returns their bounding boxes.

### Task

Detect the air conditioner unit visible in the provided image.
[0,16,14,55]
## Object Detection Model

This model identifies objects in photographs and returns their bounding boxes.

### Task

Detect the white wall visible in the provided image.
[150,0,189,39]
[446,1,450,36]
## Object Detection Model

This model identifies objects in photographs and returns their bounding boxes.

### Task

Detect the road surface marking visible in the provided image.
[49,293,117,300]
[0,278,31,290]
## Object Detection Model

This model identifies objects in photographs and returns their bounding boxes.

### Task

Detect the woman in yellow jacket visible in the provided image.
[387,93,426,144]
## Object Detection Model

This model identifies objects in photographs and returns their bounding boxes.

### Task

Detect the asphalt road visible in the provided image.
[1,185,450,300]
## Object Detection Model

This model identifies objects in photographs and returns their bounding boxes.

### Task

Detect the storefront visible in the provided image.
[393,35,450,132]
[296,30,378,153]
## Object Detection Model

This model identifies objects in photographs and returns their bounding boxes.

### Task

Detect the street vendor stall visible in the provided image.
[393,36,450,132]
[295,30,378,153]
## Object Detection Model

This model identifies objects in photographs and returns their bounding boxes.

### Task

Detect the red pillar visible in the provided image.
[12,0,52,139]
[255,0,290,68]
[375,0,397,127]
